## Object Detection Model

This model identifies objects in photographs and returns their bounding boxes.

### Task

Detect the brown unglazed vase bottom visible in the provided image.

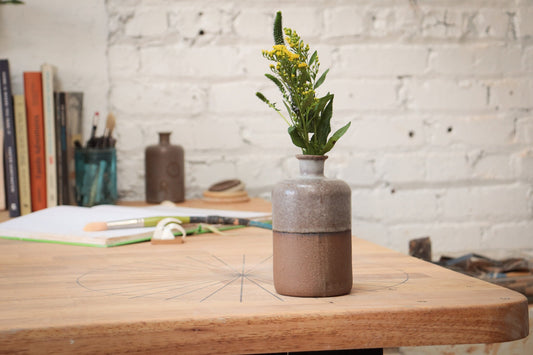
[273,230,353,297]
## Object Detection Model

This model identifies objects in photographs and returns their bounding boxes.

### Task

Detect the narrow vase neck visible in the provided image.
[297,155,327,177]
[159,132,171,145]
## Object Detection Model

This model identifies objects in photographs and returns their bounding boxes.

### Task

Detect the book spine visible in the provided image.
[54,92,62,205]
[0,107,4,211]
[65,92,83,205]
[0,59,21,217]
[54,92,68,205]
[41,63,57,207]
[13,95,32,215]
[23,72,47,212]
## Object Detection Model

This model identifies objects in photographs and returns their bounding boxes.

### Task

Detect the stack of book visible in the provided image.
[0,58,84,217]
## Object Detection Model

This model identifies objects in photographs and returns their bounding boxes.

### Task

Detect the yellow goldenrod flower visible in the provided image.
[257,13,350,155]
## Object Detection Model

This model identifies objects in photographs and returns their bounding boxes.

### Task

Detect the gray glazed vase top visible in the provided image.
[272,155,352,297]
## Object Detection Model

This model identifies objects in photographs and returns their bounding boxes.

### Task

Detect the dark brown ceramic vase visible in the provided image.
[145,132,185,203]
[272,155,352,297]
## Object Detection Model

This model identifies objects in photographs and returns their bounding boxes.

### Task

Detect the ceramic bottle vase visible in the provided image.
[272,155,352,297]
[145,132,185,203]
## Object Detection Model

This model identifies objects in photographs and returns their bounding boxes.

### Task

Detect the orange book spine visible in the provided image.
[23,72,47,211]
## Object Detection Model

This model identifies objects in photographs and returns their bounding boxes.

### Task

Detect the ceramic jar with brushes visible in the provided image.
[145,132,185,203]
[74,112,118,207]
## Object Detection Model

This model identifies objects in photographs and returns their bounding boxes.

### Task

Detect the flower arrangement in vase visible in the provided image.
[256,12,350,156]
[257,11,353,297]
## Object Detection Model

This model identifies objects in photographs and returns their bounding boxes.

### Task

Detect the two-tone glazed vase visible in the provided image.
[272,155,352,297]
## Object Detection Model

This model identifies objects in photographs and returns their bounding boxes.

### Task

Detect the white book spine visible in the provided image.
[41,63,57,207]
[14,95,32,215]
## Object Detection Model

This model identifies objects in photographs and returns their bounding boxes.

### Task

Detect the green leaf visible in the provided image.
[273,11,284,45]
[288,126,307,149]
[282,100,292,115]
[258,92,292,125]
[314,68,329,89]
[309,93,333,124]
[309,50,318,66]
[321,95,333,122]
[256,92,269,104]
[304,93,331,135]
[316,93,333,113]
[302,95,315,115]
[321,121,351,155]
[265,74,286,95]
[316,97,333,145]
[256,92,279,112]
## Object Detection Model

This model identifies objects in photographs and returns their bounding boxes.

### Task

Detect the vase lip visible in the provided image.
[296,154,328,161]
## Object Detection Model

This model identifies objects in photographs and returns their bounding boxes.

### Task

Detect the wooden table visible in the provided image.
[0,200,529,354]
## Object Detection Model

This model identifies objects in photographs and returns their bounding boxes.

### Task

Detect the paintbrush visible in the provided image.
[83,215,272,232]
[86,111,100,148]
[104,112,116,148]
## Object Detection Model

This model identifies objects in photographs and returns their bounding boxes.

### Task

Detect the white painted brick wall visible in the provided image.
[441,185,531,222]
[2,0,532,256]
[337,45,429,77]
[324,7,365,37]
[407,79,488,111]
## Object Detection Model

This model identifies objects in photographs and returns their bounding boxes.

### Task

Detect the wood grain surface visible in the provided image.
[0,199,529,354]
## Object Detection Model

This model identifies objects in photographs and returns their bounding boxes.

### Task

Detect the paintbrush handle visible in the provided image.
[106,218,145,229]
[106,216,188,229]
[106,216,272,230]
[142,216,190,227]
[190,216,272,230]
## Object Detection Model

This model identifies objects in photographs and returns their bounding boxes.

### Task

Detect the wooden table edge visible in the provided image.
[0,199,529,354]
[1,296,528,354]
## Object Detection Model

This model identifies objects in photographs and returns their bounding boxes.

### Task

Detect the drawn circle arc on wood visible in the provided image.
[75,253,410,303]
